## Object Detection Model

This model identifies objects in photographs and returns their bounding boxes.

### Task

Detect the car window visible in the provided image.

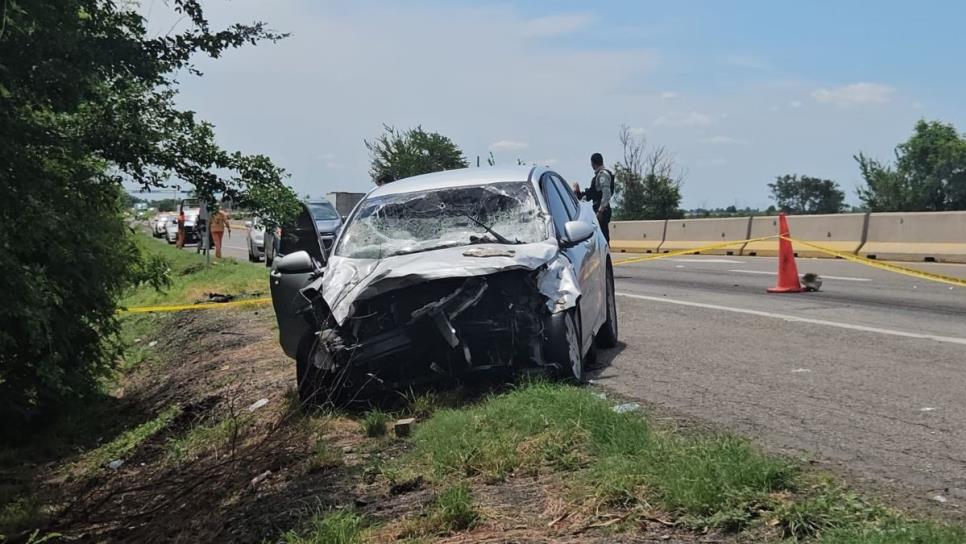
[550,174,578,219]
[541,174,570,237]
[308,202,339,220]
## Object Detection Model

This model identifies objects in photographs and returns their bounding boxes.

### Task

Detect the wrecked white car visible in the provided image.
[269,167,618,404]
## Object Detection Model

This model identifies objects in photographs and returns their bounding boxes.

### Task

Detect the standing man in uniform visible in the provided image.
[573,153,614,242]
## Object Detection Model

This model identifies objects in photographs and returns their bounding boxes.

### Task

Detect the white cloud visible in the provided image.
[660,91,678,99]
[789,100,804,108]
[701,136,748,145]
[810,83,895,107]
[654,112,714,127]
[489,140,529,151]
[628,127,647,136]
[913,101,924,110]
[522,13,595,37]
[725,54,768,70]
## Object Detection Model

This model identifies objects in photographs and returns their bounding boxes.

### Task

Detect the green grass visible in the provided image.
[121,235,267,309]
[306,439,344,474]
[164,414,250,465]
[407,382,792,521]
[73,404,182,476]
[431,484,479,533]
[819,521,966,543]
[0,496,44,537]
[280,510,365,544]
[362,410,389,438]
[396,484,480,538]
[398,382,966,539]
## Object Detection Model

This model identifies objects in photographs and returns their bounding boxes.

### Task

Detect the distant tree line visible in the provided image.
[362,118,966,223]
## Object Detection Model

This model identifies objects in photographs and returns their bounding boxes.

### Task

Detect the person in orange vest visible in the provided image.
[175,208,186,249]
[209,207,231,258]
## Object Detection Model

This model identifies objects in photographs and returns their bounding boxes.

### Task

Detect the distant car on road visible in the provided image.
[245,217,267,262]
[264,199,344,266]
[151,213,173,238]
[164,216,179,244]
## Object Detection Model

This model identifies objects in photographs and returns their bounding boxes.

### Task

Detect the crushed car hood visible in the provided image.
[317,241,574,324]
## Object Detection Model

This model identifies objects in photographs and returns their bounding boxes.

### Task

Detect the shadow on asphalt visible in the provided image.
[585,341,628,382]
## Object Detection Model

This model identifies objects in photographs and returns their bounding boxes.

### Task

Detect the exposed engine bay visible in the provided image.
[298,266,568,395]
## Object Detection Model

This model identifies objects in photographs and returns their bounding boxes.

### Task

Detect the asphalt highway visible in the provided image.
[598,253,966,508]
[171,229,966,507]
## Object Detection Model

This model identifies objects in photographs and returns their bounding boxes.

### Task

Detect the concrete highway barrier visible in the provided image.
[859,211,966,263]
[608,220,666,253]
[744,213,868,258]
[659,217,752,255]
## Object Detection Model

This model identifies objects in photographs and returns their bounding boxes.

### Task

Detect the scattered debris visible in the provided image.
[393,418,416,437]
[801,272,823,292]
[388,476,424,496]
[791,368,812,373]
[207,293,236,303]
[932,494,948,504]
[133,338,142,343]
[920,407,938,412]
[250,470,272,489]
[247,398,269,412]
[148,340,158,348]
[592,392,607,400]
[107,459,124,470]
[612,402,640,414]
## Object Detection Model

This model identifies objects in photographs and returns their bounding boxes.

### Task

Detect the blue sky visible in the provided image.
[140,0,966,209]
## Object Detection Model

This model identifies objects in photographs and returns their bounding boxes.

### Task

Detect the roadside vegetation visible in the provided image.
[3,237,965,543]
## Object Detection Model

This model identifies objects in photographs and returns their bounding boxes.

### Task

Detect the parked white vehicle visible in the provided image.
[245,217,267,262]
[151,213,173,238]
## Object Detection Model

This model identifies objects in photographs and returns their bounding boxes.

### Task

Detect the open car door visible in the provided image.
[269,203,326,359]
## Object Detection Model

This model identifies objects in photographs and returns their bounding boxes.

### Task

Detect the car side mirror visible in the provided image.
[275,250,317,274]
[561,221,595,246]
[244,220,253,228]
[341,215,347,222]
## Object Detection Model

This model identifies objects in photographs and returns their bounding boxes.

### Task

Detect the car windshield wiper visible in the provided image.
[462,213,519,245]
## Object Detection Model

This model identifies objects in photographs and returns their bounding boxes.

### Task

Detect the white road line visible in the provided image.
[668,258,746,264]
[728,269,872,282]
[616,292,966,346]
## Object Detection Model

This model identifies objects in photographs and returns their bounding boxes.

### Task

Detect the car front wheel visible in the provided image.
[545,310,583,383]
[296,334,336,406]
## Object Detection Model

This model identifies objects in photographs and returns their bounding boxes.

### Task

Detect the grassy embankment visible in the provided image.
[2,235,964,543]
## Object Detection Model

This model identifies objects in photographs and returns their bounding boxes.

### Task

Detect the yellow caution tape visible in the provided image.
[783,237,966,288]
[613,235,778,265]
[119,297,273,314]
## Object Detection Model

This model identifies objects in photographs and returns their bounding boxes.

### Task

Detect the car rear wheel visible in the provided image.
[596,261,619,348]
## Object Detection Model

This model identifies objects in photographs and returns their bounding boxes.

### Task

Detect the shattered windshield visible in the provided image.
[335,182,548,259]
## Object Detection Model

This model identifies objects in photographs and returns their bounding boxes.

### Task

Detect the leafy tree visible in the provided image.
[856,120,966,211]
[767,175,845,214]
[366,125,468,183]
[613,125,684,220]
[0,0,299,434]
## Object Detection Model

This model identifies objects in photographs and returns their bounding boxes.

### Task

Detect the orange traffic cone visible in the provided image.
[767,213,803,293]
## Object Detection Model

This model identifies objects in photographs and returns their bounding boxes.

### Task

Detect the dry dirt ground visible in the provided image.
[8,307,749,544]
